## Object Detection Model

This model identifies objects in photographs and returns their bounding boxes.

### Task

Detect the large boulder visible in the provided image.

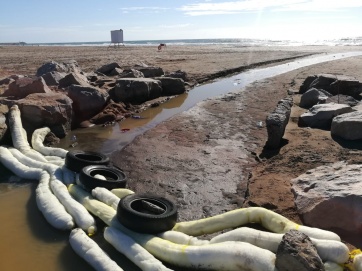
[325,94,359,107]
[1,93,73,138]
[299,75,318,94]
[291,162,362,238]
[41,71,66,86]
[67,85,109,124]
[300,74,362,99]
[59,72,90,88]
[36,60,82,77]
[109,78,162,104]
[265,97,293,149]
[96,62,121,75]
[3,77,52,98]
[133,66,164,78]
[299,103,353,129]
[154,77,186,96]
[276,230,324,271]
[331,111,362,140]
[168,70,188,81]
[299,88,330,109]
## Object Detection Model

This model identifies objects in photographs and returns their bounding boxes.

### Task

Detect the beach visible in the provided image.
[1,44,362,270]
[0,44,356,79]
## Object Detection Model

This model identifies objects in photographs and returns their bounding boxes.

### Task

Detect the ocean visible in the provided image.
[23,37,362,47]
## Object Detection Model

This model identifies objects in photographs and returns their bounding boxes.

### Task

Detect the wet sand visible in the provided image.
[1,45,362,270]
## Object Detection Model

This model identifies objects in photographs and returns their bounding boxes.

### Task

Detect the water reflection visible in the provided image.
[58,93,189,154]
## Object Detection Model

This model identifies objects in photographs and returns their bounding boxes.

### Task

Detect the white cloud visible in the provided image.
[180,0,362,15]
[159,23,191,29]
[277,0,362,11]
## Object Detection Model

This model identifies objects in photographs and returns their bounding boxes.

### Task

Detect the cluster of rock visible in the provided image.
[298,74,362,139]
[292,74,362,245]
[0,60,189,143]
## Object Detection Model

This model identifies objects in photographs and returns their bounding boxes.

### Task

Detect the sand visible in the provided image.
[2,44,362,253]
[1,44,358,80]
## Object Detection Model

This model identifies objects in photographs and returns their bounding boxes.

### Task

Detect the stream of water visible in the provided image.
[58,51,362,155]
[1,51,362,271]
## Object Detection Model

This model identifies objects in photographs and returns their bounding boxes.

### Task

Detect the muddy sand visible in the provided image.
[1,44,362,270]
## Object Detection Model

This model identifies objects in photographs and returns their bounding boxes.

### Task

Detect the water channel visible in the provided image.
[58,51,362,155]
[1,51,362,271]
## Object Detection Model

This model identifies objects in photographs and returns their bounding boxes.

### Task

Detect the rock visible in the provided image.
[300,74,362,99]
[109,78,162,104]
[1,93,73,138]
[67,85,109,124]
[133,66,164,78]
[0,104,9,143]
[299,103,353,129]
[265,97,293,149]
[291,161,362,238]
[58,72,89,88]
[325,94,359,107]
[109,67,124,76]
[154,77,186,96]
[0,77,13,85]
[36,61,64,77]
[117,69,144,78]
[3,77,52,98]
[93,78,116,89]
[0,77,15,96]
[36,60,82,77]
[89,101,129,125]
[96,62,121,75]
[41,71,66,86]
[331,111,362,140]
[299,88,329,109]
[276,230,324,271]
[299,75,318,94]
[86,72,99,83]
[44,131,60,146]
[168,70,188,81]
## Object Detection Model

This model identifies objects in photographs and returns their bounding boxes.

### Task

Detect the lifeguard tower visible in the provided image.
[109,29,124,48]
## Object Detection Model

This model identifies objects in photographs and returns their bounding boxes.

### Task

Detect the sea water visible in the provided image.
[25,37,362,47]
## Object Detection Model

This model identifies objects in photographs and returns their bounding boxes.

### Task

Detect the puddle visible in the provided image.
[1,51,362,271]
[59,51,362,155]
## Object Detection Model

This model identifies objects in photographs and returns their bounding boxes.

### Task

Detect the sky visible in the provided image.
[1,0,362,43]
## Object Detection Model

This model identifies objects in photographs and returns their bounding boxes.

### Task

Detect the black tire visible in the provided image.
[79,165,127,191]
[65,150,110,172]
[117,194,178,234]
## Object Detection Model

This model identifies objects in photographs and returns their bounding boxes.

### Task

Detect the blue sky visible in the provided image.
[1,0,362,43]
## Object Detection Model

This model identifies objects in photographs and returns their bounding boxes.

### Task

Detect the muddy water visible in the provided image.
[1,51,362,271]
